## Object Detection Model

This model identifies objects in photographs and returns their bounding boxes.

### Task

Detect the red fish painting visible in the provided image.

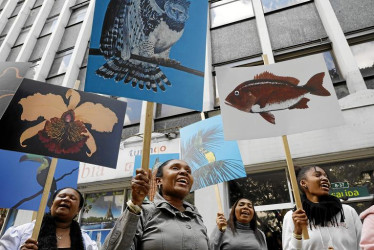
[225,71,331,124]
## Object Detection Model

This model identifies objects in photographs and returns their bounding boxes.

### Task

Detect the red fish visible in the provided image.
[225,71,331,124]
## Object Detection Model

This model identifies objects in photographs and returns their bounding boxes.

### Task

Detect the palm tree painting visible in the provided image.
[0,149,79,211]
[180,115,246,191]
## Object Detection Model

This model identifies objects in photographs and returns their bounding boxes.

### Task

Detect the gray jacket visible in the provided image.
[102,193,210,250]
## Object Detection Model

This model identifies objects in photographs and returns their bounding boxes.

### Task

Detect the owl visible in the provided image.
[96,0,190,92]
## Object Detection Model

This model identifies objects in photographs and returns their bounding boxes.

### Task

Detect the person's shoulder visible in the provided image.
[342,204,357,213]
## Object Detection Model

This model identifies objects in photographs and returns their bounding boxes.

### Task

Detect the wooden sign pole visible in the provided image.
[140,101,154,171]
[31,157,58,240]
[200,112,226,230]
[262,54,309,239]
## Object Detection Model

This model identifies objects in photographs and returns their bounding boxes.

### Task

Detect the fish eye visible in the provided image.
[234,90,239,96]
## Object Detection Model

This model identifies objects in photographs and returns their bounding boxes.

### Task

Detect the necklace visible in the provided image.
[56,234,63,240]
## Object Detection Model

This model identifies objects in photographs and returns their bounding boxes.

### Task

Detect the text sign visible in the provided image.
[330,187,369,199]
[331,181,349,189]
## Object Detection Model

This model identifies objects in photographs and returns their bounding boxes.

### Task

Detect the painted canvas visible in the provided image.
[216,54,344,140]
[132,153,180,176]
[85,0,208,111]
[0,78,126,168]
[0,62,30,119]
[80,191,123,230]
[180,115,246,191]
[0,149,79,211]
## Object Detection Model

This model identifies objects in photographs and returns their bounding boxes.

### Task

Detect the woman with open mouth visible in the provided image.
[282,166,362,250]
[102,159,210,250]
[0,187,98,250]
[210,198,267,250]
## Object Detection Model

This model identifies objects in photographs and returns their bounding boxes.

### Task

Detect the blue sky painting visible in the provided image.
[0,150,79,211]
[85,0,208,111]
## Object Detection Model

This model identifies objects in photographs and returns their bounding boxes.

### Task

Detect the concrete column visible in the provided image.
[252,0,275,63]
[314,0,367,93]
[34,0,76,81]
[0,0,17,35]
[203,8,214,111]
[62,0,94,88]
[17,0,55,62]
[0,0,37,61]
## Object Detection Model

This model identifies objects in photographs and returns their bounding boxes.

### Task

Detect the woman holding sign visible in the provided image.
[0,187,97,250]
[210,198,267,250]
[282,166,362,250]
[102,159,210,250]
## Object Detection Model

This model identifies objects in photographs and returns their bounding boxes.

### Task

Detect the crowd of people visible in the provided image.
[0,159,373,250]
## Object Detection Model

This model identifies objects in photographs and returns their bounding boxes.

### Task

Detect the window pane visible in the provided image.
[68,6,87,26]
[80,190,124,230]
[257,209,287,250]
[261,0,310,13]
[40,17,58,36]
[322,51,342,82]
[48,51,73,77]
[117,97,142,125]
[156,103,193,119]
[210,0,254,28]
[319,157,374,199]
[228,169,291,206]
[351,41,374,77]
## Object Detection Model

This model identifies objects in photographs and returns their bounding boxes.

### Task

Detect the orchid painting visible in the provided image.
[0,78,126,168]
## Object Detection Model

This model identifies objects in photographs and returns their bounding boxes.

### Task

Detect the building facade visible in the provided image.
[1,0,374,248]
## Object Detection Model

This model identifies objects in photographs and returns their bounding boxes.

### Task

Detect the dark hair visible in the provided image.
[155,159,175,196]
[227,198,257,235]
[52,187,84,209]
[295,165,329,194]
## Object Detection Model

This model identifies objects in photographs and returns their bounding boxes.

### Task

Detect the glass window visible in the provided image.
[117,97,143,125]
[257,209,287,250]
[210,0,254,28]
[156,103,193,119]
[319,157,374,199]
[228,169,291,207]
[351,41,374,78]
[40,17,58,37]
[48,50,73,77]
[14,27,30,46]
[68,6,87,26]
[11,2,23,17]
[322,51,342,82]
[261,0,310,13]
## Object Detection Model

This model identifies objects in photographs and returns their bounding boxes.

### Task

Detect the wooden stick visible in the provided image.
[262,54,309,239]
[141,102,154,170]
[282,136,309,239]
[200,112,226,230]
[31,157,58,240]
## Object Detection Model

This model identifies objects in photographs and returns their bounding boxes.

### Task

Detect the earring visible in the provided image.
[157,184,161,190]
[303,185,308,189]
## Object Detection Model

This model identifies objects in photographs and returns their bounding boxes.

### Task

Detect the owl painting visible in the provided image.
[96,0,190,92]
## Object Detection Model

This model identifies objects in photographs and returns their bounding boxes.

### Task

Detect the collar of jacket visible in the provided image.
[152,192,200,217]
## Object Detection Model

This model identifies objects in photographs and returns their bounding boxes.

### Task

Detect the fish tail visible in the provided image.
[305,72,331,96]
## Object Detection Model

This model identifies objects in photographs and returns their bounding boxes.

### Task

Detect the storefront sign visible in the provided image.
[78,138,180,184]
[330,186,369,199]
[331,181,349,189]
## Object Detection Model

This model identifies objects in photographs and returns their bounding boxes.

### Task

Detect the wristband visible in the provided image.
[127,200,142,215]
[293,232,302,240]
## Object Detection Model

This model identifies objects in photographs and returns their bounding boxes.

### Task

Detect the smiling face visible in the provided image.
[234,198,254,224]
[156,160,193,200]
[300,167,330,202]
[51,188,81,222]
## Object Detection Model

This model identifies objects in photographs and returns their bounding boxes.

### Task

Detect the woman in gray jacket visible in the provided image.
[210,198,267,250]
[102,159,210,250]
